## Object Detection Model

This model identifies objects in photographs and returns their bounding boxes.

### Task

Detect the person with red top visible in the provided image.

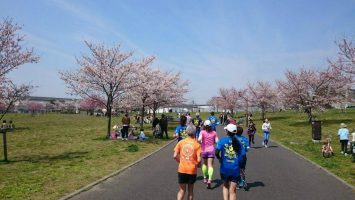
[174,125,201,200]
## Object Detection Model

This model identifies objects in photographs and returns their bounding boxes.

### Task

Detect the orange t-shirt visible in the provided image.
[174,137,201,174]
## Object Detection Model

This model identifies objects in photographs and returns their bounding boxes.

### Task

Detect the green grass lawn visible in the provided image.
[0,113,176,200]
[252,109,355,186]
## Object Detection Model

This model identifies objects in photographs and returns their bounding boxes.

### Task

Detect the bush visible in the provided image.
[127,144,139,152]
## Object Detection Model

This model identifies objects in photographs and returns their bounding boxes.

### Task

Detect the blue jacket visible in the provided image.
[338,128,349,140]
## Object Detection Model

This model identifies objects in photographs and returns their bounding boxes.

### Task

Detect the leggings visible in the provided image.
[340,140,348,153]
[248,135,254,145]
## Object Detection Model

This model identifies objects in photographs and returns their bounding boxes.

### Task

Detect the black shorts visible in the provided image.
[220,173,240,183]
[239,155,247,170]
[178,173,197,184]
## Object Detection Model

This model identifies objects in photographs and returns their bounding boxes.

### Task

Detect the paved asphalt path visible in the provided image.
[71,125,354,200]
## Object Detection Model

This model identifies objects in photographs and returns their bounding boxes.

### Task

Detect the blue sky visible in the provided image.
[1,0,354,104]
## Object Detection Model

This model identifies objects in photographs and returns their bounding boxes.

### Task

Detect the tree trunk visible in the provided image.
[106,96,112,139]
[306,108,313,124]
[0,101,13,121]
[261,107,265,121]
[140,105,145,129]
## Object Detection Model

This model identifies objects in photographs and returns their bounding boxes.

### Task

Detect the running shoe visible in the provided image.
[265,145,268,148]
[203,178,208,184]
[207,181,212,189]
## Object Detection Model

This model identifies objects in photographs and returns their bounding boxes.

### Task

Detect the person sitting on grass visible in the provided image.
[138,128,148,141]
[127,126,138,140]
[322,138,334,158]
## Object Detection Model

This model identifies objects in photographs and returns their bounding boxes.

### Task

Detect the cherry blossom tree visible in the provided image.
[218,87,239,116]
[329,38,355,75]
[277,66,352,122]
[147,71,188,119]
[26,101,44,114]
[79,95,105,115]
[207,96,223,112]
[248,81,277,121]
[0,81,33,120]
[60,41,154,138]
[0,18,39,119]
[130,68,188,129]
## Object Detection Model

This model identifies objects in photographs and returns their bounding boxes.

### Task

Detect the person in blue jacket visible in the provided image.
[215,124,242,200]
[235,126,249,189]
[207,112,219,131]
[338,123,349,155]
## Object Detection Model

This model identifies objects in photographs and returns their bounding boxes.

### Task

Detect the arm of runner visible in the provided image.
[173,143,180,162]
[198,132,202,142]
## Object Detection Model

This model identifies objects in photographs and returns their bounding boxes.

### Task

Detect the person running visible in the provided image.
[198,120,219,189]
[235,126,249,190]
[247,121,256,146]
[262,119,272,148]
[207,112,219,131]
[216,124,242,200]
[175,116,188,142]
[173,125,201,200]
[192,113,203,140]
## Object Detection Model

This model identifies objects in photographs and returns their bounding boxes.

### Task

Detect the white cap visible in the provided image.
[224,124,237,133]
[204,120,211,126]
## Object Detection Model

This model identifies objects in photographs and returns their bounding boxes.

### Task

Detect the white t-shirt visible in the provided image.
[262,122,272,132]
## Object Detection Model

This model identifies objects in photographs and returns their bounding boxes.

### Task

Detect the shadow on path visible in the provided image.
[247,181,265,190]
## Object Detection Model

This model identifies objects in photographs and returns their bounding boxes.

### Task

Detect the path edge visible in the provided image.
[59,139,176,200]
[268,137,355,190]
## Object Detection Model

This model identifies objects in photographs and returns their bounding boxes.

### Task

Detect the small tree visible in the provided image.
[26,101,44,115]
[0,18,39,119]
[79,95,104,115]
[277,67,351,122]
[248,81,277,121]
[329,38,355,75]
[60,41,153,138]
[218,87,239,116]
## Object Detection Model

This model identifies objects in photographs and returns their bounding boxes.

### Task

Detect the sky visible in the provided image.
[1,0,355,104]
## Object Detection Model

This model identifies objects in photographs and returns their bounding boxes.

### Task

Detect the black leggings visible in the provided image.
[248,135,254,145]
[340,140,348,153]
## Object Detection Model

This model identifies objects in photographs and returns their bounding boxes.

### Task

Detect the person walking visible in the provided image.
[215,124,242,200]
[235,126,249,190]
[121,113,130,140]
[192,113,203,140]
[262,119,272,148]
[198,120,219,189]
[160,114,169,139]
[207,112,219,131]
[175,116,188,142]
[338,123,349,156]
[173,125,201,200]
[247,121,256,146]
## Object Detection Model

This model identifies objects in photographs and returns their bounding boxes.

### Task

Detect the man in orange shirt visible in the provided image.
[173,125,201,200]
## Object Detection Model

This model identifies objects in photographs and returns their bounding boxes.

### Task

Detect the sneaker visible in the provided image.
[207,181,212,189]
[265,145,268,148]
[203,178,208,184]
